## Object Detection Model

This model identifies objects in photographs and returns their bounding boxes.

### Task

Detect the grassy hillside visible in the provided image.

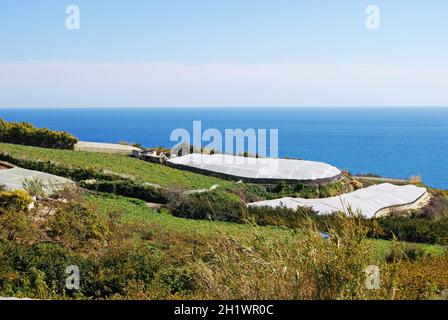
[1,142,447,299]
[0,142,357,201]
[1,186,447,300]
[0,143,232,189]
[85,193,447,299]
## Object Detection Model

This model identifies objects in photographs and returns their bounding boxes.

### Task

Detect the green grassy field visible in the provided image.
[86,193,447,258]
[1,142,447,299]
[0,143,233,189]
[2,142,446,257]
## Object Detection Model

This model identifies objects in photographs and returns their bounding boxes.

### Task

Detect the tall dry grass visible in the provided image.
[193,212,398,300]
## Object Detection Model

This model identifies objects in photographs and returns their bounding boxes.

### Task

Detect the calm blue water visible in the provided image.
[1,107,447,189]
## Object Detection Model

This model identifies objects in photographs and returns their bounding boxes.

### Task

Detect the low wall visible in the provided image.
[375,192,431,217]
[74,146,134,155]
[74,141,141,156]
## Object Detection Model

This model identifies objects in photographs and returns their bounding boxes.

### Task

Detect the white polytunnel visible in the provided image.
[0,167,71,192]
[167,153,342,184]
[248,183,428,218]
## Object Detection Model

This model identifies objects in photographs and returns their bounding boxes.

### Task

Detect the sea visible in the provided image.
[1,107,447,189]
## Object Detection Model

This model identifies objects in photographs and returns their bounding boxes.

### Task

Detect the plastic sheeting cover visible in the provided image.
[248,183,427,218]
[168,154,341,181]
[0,167,71,191]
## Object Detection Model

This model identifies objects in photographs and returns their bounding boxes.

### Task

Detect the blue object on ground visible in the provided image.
[320,232,331,240]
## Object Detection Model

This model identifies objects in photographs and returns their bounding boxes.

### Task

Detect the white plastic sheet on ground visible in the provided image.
[0,167,71,191]
[168,154,341,182]
[248,183,428,218]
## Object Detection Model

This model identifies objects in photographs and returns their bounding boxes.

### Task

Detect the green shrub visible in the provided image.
[246,204,448,246]
[375,216,448,245]
[393,253,448,299]
[156,267,197,295]
[0,118,78,150]
[95,244,159,297]
[0,190,32,214]
[47,203,110,249]
[0,190,34,243]
[258,178,353,200]
[169,191,244,222]
[0,243,76,298]
[385,243,429,263]
[273,181,293,194]
[414,194,448,220]
[0,153,115,181]
[23,178,46,198]
[80,180,167,204]
[0,241,160,299]
[247,205,317,228]
[234,184,267,201]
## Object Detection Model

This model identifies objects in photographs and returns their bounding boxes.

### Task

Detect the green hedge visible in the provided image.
[169,191,244,222]
[0,119,78,149]
[250,204,448,245]
[372,216,448,245]
[169,191,320,224]
[0,153,114,181]
[0,153,168,203]
[247,205,320,227]
[80,180,167,204]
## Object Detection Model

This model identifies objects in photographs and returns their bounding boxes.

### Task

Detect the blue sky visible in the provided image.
[0,0,447,107]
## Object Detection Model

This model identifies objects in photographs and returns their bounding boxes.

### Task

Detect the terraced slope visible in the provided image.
[0,143,233,190]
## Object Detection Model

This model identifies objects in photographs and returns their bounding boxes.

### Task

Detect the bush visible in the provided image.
[273,181,293,194]
[376,216,448,245]
[0,189,166,299]
[0,241,160,299]
[156,267,197,295]
[0,190,32,214]
[257,178,353,200]
[47,203,110,249]
[0,190,34,243]
[169,191,244,222]
[87,244,159,298]
[80,180,167,204]
[23,177,46,199]
[247,205,317,228]
[392,253,448,299]
[0,154,115,182]
[385,243,429,263]
[0,118,78,150]
[415,194,448,220]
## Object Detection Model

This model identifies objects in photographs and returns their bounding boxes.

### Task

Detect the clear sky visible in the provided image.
[0,0,447,107]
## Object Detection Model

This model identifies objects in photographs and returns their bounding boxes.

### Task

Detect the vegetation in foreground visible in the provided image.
[1,186,447,300]
[1,136,448,300]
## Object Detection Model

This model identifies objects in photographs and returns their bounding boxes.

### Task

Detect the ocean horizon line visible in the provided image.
[2,106,448,110]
